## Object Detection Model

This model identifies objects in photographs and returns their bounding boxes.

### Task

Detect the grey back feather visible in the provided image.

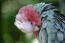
[33,3,65,43]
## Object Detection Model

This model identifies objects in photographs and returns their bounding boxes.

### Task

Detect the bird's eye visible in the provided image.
[31,22,32,24]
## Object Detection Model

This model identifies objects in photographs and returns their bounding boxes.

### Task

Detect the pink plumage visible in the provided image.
[14,5,42,37]
[19,6,42,26]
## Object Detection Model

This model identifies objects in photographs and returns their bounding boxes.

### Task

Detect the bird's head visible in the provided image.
[14,5,42,37]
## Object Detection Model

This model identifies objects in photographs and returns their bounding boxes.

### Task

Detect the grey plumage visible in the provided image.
[33,3,65,43]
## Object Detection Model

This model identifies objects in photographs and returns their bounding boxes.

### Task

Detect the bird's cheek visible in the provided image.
[14,19,23,29]
[20,22,34,33]
[14,20,34,33]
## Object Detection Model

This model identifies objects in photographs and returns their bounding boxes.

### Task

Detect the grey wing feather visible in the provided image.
[53,9,65,42]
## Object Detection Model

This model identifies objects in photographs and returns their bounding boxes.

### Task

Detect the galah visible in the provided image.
[14,2,65,43]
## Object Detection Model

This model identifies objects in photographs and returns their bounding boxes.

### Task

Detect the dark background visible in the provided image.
[1,0,65,43]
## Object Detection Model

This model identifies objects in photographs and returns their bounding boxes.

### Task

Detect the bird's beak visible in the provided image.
[32,25,40,37]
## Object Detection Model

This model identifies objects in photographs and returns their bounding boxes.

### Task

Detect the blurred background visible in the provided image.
[1,0,65,43]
